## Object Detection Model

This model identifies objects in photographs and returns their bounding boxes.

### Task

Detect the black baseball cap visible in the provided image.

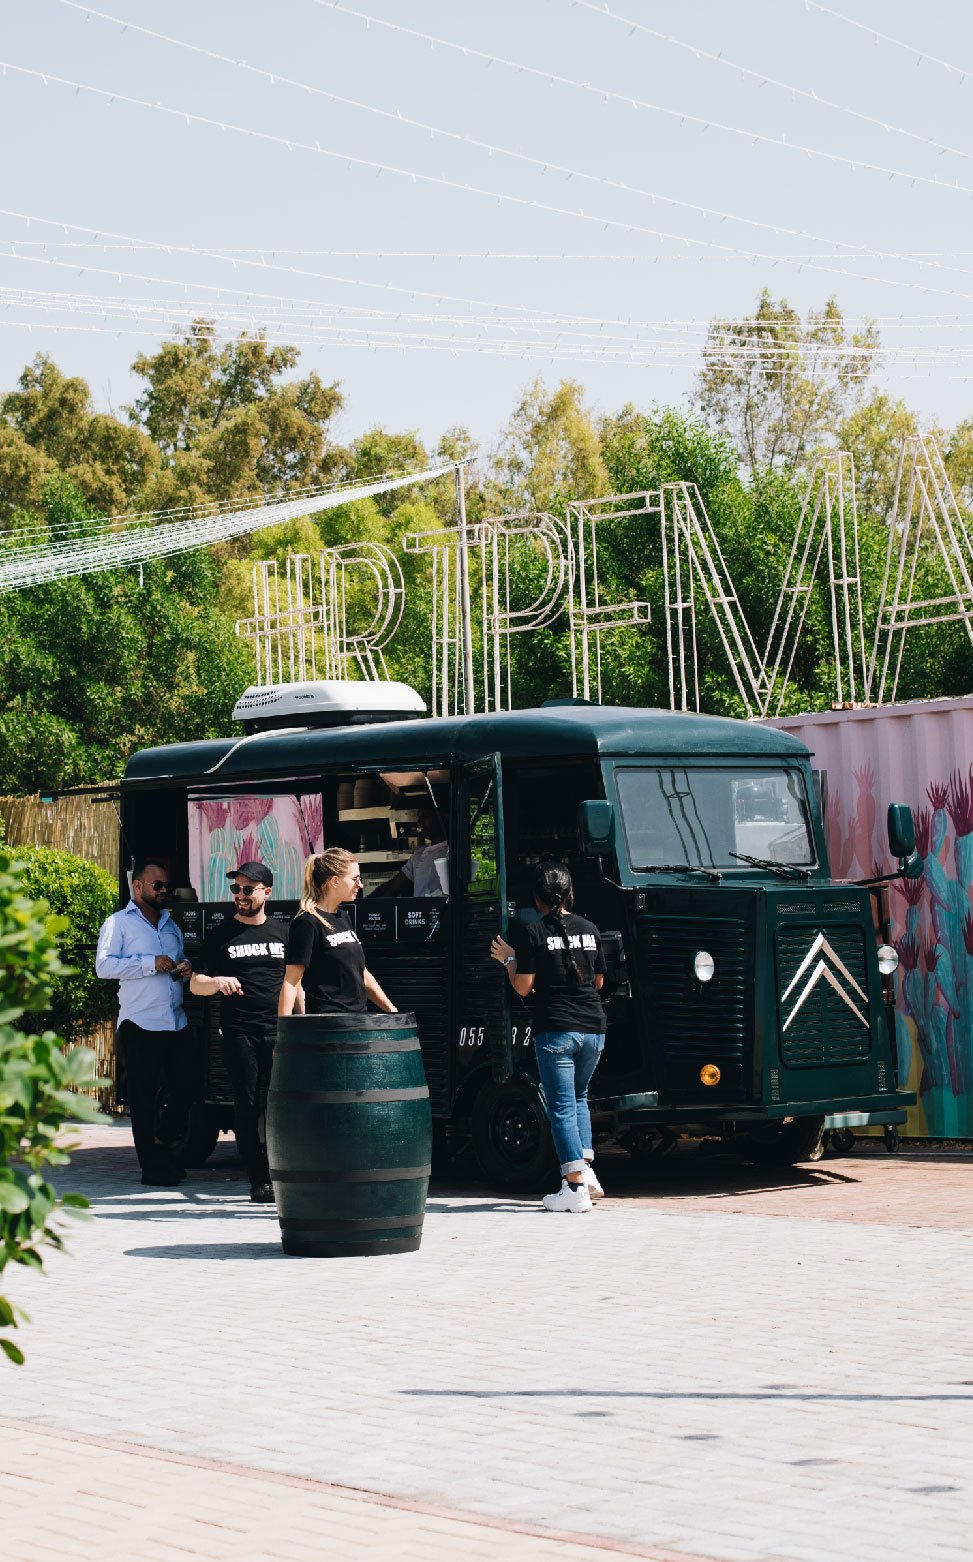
[228,861,273,888]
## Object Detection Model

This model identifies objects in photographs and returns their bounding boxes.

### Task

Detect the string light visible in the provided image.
[7,290,973,368]
[2,465,455,548]
[567,0,973,164]
[1,315,970,382]
[0,462,460,591]
[8,276,973,347]
[6,48,964,273]
[9,251,973,339]
[53,0,973,203]
[3,72,973,316]
[12,217,973,335]
[313,0,973,168]
[801,1,971,82]
[11,242,973,265]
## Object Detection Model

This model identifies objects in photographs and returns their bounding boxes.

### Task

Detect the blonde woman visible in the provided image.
[279,849,397,1018]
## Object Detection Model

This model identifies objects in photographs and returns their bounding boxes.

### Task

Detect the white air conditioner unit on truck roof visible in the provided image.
[232,680,426,734]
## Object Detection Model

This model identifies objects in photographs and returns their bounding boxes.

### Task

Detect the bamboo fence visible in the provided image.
[0,791,118,873]
[2,792,121,1108]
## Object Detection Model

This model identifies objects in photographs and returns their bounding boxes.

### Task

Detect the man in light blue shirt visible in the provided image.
[96,857,194,1186]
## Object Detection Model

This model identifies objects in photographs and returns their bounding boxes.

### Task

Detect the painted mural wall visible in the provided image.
[188,794,324,903]
[769,698,973,1138]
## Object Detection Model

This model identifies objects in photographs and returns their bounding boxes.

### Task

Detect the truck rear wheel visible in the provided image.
[742,1115,825,1167]
[163,1099,223,1168]
[470,1077,559,1193]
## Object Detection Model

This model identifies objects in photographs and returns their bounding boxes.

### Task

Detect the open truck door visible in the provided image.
[455,755,558,1190]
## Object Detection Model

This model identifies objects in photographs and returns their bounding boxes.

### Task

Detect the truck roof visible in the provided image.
[122,705,809,790]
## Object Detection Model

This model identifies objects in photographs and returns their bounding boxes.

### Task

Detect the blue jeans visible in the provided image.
[534,1031,605,1175]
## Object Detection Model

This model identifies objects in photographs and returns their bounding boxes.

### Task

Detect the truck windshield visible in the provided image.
[615,767,815,871]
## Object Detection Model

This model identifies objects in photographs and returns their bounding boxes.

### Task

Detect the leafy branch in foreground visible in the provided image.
[0,848,104,1364]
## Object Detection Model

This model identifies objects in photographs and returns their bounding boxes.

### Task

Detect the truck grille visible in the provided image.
[636,916,748,1064]
[776,926,871,1067]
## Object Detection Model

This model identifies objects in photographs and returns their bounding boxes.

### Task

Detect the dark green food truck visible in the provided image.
[114,683,917,1188]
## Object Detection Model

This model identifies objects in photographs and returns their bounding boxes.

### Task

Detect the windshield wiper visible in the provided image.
[641,863,723,883]
[727,851,810,880]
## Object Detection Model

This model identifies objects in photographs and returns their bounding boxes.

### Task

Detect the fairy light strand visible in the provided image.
[52,0,973,203]
[4,75,973,315]
[801,0,971,82]
[10,248,973,340]
[311,0,973,168]
[567,0,973,164]
[9,277,973,350]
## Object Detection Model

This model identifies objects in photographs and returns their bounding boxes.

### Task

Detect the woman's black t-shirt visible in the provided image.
[514,912,607,1035]
[285,909,367,1014]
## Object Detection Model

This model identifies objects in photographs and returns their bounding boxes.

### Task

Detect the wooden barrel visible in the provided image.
[266,1012,432,1257]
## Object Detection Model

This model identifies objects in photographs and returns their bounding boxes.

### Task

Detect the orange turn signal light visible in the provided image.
[700,1064,721,1087]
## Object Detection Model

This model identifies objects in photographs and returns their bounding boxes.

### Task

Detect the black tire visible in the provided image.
[163,1099,223,1167]
[884,1124,901,1154]
[470,1076,559,1192]
[830,1128,856,1156]
[742,1115,826,1167]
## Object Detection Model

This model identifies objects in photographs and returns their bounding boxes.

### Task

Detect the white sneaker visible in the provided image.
[542,1180,593,1213]
[582,1163,604,1200]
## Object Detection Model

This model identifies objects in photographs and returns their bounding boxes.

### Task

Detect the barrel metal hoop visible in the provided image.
[270,1165,431,1184]
[269,1087,430,1105]
[279,1214,422,1232]
[274,1038,421,1055]
[282,1236,421,1255]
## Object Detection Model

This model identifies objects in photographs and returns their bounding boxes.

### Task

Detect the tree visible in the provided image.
[0,481,252,793]
[130,321,344,503]
[491,379,609,514]
[837,392,920,524]
[696,290,880,474]
[943,416,973,514]
[1,356,159,520]
[0,848,102,1365]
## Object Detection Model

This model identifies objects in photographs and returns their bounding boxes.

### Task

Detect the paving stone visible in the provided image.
[1,1123,971,1562]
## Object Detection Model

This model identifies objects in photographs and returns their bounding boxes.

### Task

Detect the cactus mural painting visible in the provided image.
[188,793,323,904]
[769,698,973,1138]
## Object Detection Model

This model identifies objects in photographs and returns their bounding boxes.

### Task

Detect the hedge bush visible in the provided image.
[12,846,117,1041]
[0,847,103,1364]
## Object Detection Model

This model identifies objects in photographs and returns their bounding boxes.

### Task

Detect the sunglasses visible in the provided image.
[147,879,169,892]
[230,883,262,896]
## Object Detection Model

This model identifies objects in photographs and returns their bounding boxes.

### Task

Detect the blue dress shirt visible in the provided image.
[95,900,189,1031]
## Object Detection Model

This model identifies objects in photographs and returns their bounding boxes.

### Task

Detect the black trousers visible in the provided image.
[221,1028,275,1187]
[117,1020,196,1170]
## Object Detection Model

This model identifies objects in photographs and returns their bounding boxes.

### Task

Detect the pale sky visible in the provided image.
[2,0,972,455]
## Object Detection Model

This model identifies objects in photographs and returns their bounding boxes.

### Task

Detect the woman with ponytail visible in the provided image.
[279,849,396,1018]
[490,861,607,1212]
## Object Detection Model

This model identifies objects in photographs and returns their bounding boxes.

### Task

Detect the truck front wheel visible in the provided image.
[741,1115,826,1167]
[470,1077,559,1193]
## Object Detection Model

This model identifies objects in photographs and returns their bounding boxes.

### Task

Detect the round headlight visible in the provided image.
[700,1063,721,1087]
[878,943,899,976]
[693,950,715,983]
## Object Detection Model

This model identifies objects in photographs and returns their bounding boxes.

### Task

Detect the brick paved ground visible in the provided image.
[1,1122,972,1562]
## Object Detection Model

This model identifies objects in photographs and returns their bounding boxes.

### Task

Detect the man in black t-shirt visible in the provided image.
[190,861,288,1203]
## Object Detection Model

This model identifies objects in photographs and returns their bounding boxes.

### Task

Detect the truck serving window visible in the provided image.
[615,767,815,870]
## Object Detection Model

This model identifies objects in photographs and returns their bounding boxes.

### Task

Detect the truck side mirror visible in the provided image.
[887,803,915,858]
[578,800,615,857]
[888,803,922,879]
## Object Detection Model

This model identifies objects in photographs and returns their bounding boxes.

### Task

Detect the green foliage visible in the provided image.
[3,299,973,797]
[0,847,104,1365]
[1,356,159,519]
[492,379,609,514]
[0,477,252,792]
[12,848,117,1042]
[130,320,344,503]
[696,290,880,474]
